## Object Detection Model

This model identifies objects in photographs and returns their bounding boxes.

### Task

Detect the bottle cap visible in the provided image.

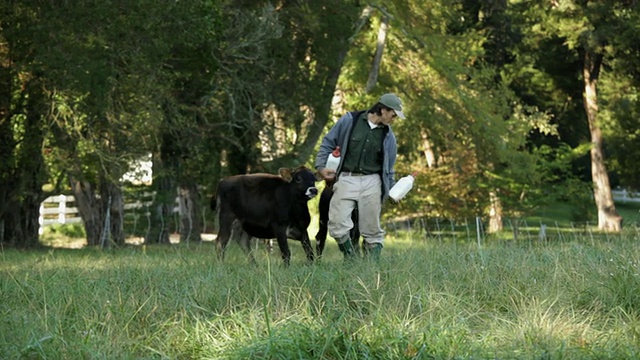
[332,146,341,156]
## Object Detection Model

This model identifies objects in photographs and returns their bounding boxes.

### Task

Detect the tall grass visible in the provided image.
[2,233,640,359]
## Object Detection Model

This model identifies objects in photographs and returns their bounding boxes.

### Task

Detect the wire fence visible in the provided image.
[38,193,191,236]
[40,191,640,245]
[383,215,640,246]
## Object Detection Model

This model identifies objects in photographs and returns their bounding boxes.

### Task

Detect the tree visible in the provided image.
[593,4,640,191]
[0,1,197,247]
[41,1,172,246]
[144,1,231,244]
[513,0,640,231]
[252,0,365,170]
[0,3,57,247]
[333,1,555,230]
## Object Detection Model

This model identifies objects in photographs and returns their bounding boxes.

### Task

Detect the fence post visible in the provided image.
[538,223,547,242]
[58,195,67,224]
[555,221,563,242]
[476,216,482,249]
[465,218,471,243]
[449,218,455,240]
[39,203,45,235]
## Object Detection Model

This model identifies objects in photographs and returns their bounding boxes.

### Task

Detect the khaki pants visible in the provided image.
[328,174,385,245]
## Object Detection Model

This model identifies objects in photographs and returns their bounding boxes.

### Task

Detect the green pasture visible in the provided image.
[2,238,640,358]
[2,202,640,359]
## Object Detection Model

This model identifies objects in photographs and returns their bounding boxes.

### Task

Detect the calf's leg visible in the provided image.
[234,225,257,265]
[300,232,315,263]
[350,207,362,254]
[274,229,291,266]
[315,187,331,257]
[216,212,235,261]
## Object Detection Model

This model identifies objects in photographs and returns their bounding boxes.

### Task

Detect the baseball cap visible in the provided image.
[379,93,406,119]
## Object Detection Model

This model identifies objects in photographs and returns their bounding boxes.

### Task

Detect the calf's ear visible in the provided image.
[278,167,293,182]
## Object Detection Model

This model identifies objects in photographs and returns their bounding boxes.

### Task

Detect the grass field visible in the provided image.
[2,227,640,359]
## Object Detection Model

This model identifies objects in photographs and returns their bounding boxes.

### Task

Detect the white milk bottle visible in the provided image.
[325,146,341,171]
[389,172,417,201]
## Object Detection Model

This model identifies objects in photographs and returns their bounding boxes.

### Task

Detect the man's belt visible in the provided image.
[341,172,369,177]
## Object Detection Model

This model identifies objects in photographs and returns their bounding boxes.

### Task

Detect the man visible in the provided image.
[315,93,405,261]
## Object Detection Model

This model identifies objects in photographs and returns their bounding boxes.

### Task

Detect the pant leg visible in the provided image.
[357,175,385,245]
[328,176,358,244]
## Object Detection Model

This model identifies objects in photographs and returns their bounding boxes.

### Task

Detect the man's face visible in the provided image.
[379,108,398,126]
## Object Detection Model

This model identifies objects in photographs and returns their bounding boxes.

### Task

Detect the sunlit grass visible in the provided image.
[2,233,640,358]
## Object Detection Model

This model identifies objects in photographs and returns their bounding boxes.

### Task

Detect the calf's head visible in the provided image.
[279,166,319,199]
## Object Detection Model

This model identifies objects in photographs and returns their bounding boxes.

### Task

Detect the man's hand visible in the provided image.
[319,167,336,181]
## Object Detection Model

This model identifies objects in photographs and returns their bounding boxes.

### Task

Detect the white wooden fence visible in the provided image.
[612,189,640,203]
[38,195,83,234]
[38,193,179,235]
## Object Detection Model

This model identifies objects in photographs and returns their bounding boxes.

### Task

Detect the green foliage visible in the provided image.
[3,0,640,245]
[531,144,599,222]
[599,70,640,189]
[257,0,364,169]
[40,224,86,248]
[340,1,559,220]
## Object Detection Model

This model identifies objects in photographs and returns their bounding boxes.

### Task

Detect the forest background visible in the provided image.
[2,0,640,248]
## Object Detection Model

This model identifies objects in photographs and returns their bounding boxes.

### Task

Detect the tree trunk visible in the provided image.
[178,183,202,243]
[0,76,47,247]
[227,127,258,174]
[70,170,125,248]
[100,179,125,247]
[15,125,46,247]
[0,59,14,245]
[488,190,503,233]
[421,131,436,168]
[365,15,389,93]
[145,150,172,244]
[287,6,370,167]
[582,50,622,232]
[70,176,102,246]
[2,200,41,247]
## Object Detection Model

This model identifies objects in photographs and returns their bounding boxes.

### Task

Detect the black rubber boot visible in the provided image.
[338,238,356,261]
[366,243,382,263]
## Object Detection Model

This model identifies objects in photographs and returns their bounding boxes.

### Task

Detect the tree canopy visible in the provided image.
[1,0,638,246]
